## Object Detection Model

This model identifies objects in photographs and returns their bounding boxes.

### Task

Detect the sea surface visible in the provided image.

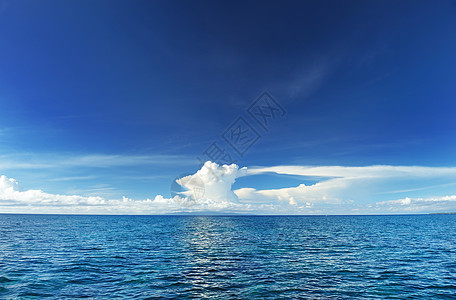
[0,214,455,299]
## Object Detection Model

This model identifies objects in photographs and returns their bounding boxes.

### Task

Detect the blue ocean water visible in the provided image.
[0,214,455,299]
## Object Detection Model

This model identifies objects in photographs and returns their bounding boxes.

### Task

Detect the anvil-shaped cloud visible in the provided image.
[177,161,247,203]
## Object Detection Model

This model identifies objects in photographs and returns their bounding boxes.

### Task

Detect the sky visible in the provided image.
[1,0,456,214]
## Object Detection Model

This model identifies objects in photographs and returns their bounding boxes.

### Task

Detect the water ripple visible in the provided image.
[1,214,456,298]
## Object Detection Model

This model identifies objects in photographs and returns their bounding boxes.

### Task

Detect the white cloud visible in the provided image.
[0,153,195,170]
[2,162,456,214]
[0,164,250,214]
[49,175,97,182]
[235,178,348,205]
[375,195,456,213]
[247,165,456,179]
[0,173,189,214]
[0,175,106,207]
[240,165,456,208]
[177,161,247,203]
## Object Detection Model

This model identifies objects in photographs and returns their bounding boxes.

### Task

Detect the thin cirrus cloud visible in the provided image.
[1,162,456,214]
[0,153,196,170]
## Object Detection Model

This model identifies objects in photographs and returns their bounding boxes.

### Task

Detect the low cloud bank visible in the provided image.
[375,195,456,213]
[0,162,251,214]
[2,162,456,214]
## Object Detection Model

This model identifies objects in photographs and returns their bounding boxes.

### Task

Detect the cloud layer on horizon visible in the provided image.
[0,162,252,214]
[1,162,456,214]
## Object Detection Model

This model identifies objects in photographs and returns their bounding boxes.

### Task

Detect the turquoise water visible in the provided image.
[1,214,455,299]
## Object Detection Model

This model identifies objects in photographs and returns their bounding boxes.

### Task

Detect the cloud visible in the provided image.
[235,179,347,206]
[375,195,456,213]
[0,175,106,207]
[0,163,250,214]
[2,162,456,214]
[0,173,189,214]
[247,165,456,179]
[0,153,195,170]
[163,162,456,214]
[286,60,331,99]
[177,161,247,203]
[237,164,456,213]
[49,176,98,182]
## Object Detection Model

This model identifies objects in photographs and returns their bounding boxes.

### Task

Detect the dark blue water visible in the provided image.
[1,214,455,299]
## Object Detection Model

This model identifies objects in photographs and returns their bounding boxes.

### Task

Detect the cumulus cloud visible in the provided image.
[235,180,346,206]
[0,175,106,206]
[177,161,247,203]
[0,174,172,213]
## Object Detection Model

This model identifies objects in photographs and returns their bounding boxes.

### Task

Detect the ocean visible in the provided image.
[0,214,455,299]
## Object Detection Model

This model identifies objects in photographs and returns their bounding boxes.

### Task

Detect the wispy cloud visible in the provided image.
[48,175,98,182]
[286,61,330,99]
[0,153,195,170]
[379,182,456,195]
[247,165,456,179]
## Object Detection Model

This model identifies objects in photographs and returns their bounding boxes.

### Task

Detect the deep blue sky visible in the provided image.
[1,0,456,204]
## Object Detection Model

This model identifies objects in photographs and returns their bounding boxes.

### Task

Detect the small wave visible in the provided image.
[0,276,13,283]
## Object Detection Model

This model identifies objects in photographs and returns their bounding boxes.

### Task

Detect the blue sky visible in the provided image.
[1,0,456,214]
